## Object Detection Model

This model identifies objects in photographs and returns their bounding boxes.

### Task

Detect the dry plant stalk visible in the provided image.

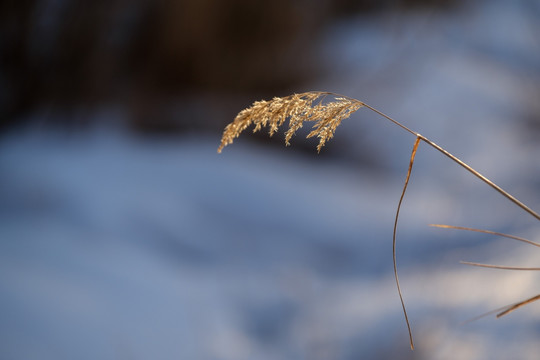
[218,91,540,350]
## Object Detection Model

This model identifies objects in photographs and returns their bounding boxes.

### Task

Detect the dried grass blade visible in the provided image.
[497,294,540,317]
[460,304,516,325]
[393,136,421,350]
[460,261,540,271]
[429,224,540,248]
[461,295,540,324]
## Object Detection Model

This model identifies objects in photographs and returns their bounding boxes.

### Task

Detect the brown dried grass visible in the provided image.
[218,91,540,350]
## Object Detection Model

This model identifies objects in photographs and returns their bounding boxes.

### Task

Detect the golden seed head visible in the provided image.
[217,91,364,153]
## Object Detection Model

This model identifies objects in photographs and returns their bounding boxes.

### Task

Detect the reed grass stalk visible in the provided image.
[218,91,540,349]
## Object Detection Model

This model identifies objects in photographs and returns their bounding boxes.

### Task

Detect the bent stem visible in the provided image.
[360,100,540,350]
[394,136,421,350]
[365,103,540,349]
[362,104,540,222]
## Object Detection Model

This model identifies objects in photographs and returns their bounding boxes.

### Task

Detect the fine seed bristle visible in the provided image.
[217,92,364,153]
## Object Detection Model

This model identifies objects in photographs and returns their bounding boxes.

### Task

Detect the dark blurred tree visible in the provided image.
[0,0,462,134]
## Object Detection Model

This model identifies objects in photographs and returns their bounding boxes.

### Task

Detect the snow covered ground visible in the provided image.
[1,0,540,359]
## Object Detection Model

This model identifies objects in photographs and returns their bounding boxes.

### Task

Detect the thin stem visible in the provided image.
[419,137,540,222]
[461,295,540,324]
[460,303,515,325]
[497,294,540,317]
[362,103,420,138]
[460,261,540,271]
[429,224,540,248]
[361,104,540,222]
[393,136,421,350]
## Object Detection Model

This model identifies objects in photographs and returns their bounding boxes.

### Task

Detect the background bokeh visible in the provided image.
[1,0,540,359]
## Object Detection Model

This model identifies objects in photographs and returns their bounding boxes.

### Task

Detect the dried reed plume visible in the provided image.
[218,91,540,350]
[218,92,364,153]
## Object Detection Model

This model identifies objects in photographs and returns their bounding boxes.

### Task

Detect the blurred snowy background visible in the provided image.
[1,0,540,359]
